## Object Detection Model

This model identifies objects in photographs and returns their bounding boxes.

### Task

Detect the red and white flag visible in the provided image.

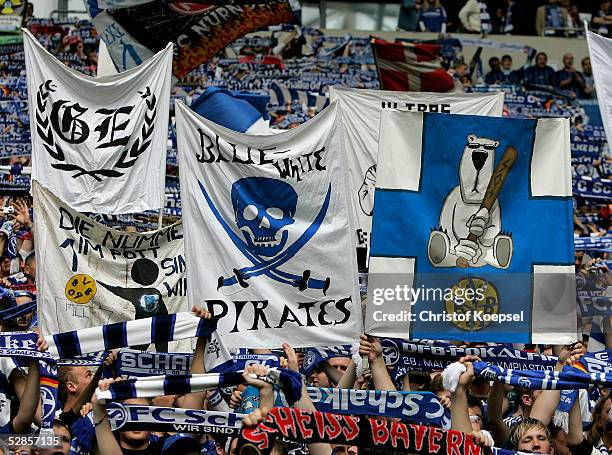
[371,38,455,92]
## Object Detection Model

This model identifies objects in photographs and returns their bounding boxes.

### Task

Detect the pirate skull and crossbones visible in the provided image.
[200,177,331,293]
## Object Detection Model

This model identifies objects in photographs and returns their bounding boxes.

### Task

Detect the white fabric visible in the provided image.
[531,118,572,197]
[442,362,465,393]
[586,28,612,153]
[328,87,503,250]
[33,182,188,337]
[23,29,171,214]
[553,408,569,433]
[176,101,362,349]
[97,40,119,77]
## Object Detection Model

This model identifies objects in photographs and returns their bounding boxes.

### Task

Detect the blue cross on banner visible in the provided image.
[366,112,576,344]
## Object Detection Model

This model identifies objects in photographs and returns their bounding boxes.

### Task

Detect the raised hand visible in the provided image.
[282,342,300,372]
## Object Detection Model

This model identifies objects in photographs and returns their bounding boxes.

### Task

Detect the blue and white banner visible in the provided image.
[473,360,612,390]
[176,101,361,349]
[89,10,155,72]
[190,87,272,134]
[574,236,612,252]
[367,112,575,344]
[328,87,504,249]
[573,175,612,199]
[107,403,245,435]
[380,339,557,381]
[115,349,280,377]
[47,312,215,359]
[308,388,447,427]
[0,142,31,158]
[578,297,612,317]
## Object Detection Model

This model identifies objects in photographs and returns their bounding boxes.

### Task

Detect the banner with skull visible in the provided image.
[33,182,188,345]
[328,87,504,257]
[367,111,576,344]
[176,101,361,349]
[23,28,171,214]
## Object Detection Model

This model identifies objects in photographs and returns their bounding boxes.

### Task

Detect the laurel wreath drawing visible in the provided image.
[36,80,157,181]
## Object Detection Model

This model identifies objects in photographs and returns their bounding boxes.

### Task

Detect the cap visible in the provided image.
[161,433,200,455]
[0,287,15,310]
[13,290,34,300]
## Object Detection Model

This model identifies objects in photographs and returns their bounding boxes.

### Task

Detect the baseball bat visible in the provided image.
[456,146,518,268]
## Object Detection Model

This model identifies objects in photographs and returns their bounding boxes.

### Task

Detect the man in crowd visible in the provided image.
[554,53,586,96]
[485,57,507,85]
[459,0,491,34]
[536,0,568,36]
[580,56,595,99]
[593,0,612,37]
[524,52,556,88]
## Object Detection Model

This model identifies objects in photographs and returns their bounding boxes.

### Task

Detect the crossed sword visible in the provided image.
[198,180,331,294]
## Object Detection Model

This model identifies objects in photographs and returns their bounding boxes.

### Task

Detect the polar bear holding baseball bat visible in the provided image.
[427,135,515,269]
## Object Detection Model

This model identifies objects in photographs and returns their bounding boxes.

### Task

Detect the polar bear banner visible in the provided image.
[366,112,575,344]
[328,87,504,253]
[428,135,513,269]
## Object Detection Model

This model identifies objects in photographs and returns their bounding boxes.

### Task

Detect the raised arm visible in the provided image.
[92,378,123,455]
[359,334,395,391]
[531,343,582,424]
[449,356,477,435]
[176,305,211,410]
[487,382,510,444]
[13,334,48,433]
[283,343,332,455]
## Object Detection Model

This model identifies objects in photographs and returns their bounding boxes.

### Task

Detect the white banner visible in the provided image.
[586,28,612,152]
[33,182,187,344]
[176,101,361,348]
[24,29,171,214]
[328,87,504,251]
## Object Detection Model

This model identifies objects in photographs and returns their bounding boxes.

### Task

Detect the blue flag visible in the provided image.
[190,87,270,133]
[366,112,575,344]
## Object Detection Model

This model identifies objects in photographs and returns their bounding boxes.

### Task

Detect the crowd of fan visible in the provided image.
[398,0,612,38]
[0,11,606,455]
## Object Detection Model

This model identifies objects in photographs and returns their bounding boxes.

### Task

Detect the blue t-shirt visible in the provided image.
[524,65,555,86]
[418,6,447,32]
[485,69,508,85]
[554,69,584,93]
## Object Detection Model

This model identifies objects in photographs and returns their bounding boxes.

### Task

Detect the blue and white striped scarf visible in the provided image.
[381,339,557,381]
[0,313,217,441]
[444,359,612,391]
[554,350,612,431]
[95,368,303,405]
[114,349,280,377]
[47,312,215,358]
